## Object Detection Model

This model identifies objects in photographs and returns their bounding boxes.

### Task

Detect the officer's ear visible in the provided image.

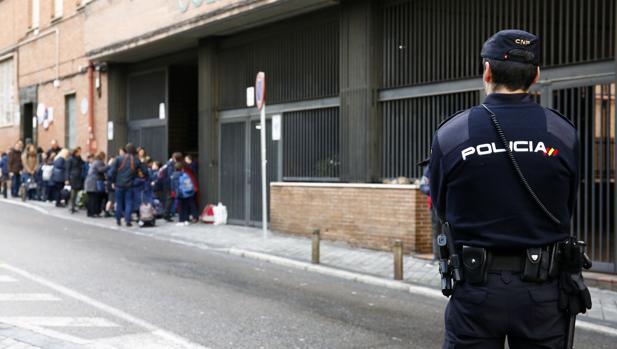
[532,66,540,85]
[483,61,492,84]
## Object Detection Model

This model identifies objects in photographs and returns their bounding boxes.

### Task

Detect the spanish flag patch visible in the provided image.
[544,147,559,157]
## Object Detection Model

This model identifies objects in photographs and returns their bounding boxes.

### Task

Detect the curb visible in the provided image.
[2,199,617,337]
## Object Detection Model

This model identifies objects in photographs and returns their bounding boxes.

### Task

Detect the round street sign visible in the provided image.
[255,72,266,111]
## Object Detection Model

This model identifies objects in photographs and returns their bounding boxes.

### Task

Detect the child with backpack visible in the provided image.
[171,161,199,225]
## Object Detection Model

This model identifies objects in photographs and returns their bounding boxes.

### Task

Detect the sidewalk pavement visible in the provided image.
[3,198,617,331]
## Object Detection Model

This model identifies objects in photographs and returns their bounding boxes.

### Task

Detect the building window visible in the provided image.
[54,0,63,18]
[31,0,40,28]
[283,108,340,180]
[0,58,15,127]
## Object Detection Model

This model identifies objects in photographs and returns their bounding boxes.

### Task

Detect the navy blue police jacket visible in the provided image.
[429,93,578,249]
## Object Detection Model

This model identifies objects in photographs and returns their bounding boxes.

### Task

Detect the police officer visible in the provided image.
[430,30,591,348]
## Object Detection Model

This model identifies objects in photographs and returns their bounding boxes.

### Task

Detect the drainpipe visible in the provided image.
[88,62,96,154]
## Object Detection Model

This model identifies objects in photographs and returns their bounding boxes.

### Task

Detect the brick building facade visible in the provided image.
[0,0,107,155]
[0,0,615,265]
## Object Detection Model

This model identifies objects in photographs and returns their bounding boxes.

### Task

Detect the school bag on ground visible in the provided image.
[200,204,215,224]
[152,198,164,218]
[139,202,156,227]
[178,172,195,198]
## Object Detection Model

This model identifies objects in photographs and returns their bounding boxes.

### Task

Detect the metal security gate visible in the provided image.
[127,69,168,162]
[220,123,246,222]
[128,125,167,163]
[220,119,280,226]
[551,81,616,273]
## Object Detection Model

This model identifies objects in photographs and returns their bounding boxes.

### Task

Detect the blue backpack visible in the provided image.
[178,172,195,198]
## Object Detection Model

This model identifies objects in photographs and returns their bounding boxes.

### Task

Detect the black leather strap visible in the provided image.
[490,254,524,272]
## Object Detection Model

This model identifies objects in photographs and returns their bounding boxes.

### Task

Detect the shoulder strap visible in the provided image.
[481,104,561,226]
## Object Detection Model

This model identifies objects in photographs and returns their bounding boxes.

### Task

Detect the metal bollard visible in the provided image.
[393,240,404,280]
[312,229,321,264]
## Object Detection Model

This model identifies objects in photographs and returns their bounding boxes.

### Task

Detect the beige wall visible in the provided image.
[84,0,278,54]
[0,0,107,155]
[270,183,433,254]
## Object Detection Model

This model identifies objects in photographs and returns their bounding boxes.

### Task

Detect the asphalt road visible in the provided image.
[0,201,614,348]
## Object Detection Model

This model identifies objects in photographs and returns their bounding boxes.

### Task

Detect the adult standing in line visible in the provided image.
[0,150,9,198]
[20,143,39,200]
[84,152,108,217]
[51,149,70,207]
[8,140,23,198]
[430,30,591,348]
[66,147,85,213]
[110,144,147,227]
[47,139,62,160]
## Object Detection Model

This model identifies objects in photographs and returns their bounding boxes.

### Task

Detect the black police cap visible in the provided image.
[481,29,541,66]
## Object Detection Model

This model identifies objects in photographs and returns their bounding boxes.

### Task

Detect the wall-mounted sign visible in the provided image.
[107,121,114,141]
[80,97,89,115]
[246,87,255,107]
[47,107,54,122]
[159,103,166,120]
[36,103,46,118]
[272,114,281,141]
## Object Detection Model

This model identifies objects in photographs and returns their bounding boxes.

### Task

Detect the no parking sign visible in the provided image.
[255,72,266,111]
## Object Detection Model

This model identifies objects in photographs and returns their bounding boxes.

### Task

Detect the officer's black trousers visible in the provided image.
[443,271,567,349]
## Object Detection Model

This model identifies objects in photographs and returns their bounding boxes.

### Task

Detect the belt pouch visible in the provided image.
[522,248,542,282]
[462,246,488,285]
[538,250,550,281]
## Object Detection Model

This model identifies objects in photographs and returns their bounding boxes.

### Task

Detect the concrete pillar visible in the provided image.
[106,64,128,154]
[339,0,383,182]
[198,39,219,207]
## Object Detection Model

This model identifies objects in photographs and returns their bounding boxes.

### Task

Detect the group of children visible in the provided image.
[0,139,201,227]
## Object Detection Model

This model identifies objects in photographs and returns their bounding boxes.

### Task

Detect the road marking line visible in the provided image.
[0,317,119,328]
[0,264,209,349]
[575,320,617,337]
[0,294,61,301]
[0,275,18,282]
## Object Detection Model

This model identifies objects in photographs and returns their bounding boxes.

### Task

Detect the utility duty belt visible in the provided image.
[461,245,556,285]
[461,241,593,287]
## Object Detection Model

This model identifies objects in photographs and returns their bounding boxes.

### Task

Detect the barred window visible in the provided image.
[382,0,616,88]
[382,91,479,179]
[283,108,340,180]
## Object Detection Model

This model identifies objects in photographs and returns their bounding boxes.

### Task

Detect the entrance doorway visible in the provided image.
[21,103,34,144]
[126,63,198,164]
